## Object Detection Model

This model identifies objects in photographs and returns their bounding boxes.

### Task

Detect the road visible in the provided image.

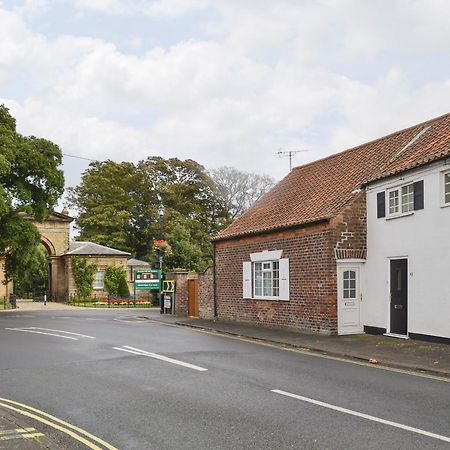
[0,309,449,449]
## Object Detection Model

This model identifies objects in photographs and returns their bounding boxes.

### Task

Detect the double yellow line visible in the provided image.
[0,397,118,450]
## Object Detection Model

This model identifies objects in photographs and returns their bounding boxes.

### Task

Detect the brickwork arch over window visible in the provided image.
[243,251,289,301]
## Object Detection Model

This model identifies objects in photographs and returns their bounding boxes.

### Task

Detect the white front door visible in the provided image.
[337,265,363,335]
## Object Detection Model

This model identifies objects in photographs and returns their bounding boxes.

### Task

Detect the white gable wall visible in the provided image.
[365,159,450,339]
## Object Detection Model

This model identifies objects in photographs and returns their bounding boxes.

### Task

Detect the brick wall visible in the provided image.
[214,221,338,334]
[213,192,368,334]
[331,190,367,260]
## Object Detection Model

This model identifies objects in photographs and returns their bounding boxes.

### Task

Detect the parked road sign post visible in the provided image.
[162,280,175,314]
[133,269,162,307]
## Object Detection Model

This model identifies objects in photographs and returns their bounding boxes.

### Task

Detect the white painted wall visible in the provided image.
[365,160,450,339]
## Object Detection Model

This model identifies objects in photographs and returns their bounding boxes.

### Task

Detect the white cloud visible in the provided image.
[1,1,450,184]
[75,0,208,16]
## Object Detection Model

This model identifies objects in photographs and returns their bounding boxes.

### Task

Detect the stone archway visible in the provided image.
[30,211,73,300]
[0,211,73,301]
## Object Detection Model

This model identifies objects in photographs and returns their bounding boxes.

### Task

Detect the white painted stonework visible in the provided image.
[365,160,450,339]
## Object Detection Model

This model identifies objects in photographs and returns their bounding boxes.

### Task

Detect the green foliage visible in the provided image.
[13,243,48,296]
[118,274,130,297]
[71,258,97,298]
[104,265,127,295]
[164,222,207,272]
[67,161,138,252]
[0,214,41,283]
[0,105,64,282]
[68,157,229,269]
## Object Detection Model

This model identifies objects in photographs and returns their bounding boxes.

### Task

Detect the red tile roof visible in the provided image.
[215,112,450,241]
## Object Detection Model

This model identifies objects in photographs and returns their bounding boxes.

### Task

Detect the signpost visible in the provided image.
[133,269,161,307]
[162,279,175,314]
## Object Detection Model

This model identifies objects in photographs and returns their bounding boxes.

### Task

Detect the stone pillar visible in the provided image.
[198,266,214,319]
[166,271,189,317]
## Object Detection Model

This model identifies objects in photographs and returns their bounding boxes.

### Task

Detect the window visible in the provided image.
[93,271,105,289]
[254,261,279,298]
[387,181,422,217]
[243,251,289,300]
[388,189,399,215]
[343,270,356,299]
[401,184,414,213]
[444,172,450,205]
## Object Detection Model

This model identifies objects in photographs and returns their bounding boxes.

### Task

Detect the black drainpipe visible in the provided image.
[213,241,217,319]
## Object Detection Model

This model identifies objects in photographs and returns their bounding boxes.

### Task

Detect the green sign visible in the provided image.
[134,269,161,291]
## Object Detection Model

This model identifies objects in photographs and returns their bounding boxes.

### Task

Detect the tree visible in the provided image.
[163,222,206,272]
[71,258,97,298]
[12,243,48,296]
[0,105,64,283]
[117,275,130,297]
[68,157,228,269]
[104,265,127,296]
[67,161,139,252]
[211,166,275,220]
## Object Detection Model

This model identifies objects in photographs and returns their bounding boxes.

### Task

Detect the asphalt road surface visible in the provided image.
[0,309,449,450]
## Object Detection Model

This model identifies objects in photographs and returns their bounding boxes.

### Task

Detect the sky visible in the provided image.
[1,0,450,204]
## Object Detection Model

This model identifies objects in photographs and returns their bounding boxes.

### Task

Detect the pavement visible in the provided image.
[149,314,450,378]
[1,299,83,312]
[0,407,52,449]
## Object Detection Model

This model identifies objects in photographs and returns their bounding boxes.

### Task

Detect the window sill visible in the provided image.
[386,211,414,220]
[247,296,289,301]
[440,202,450,209]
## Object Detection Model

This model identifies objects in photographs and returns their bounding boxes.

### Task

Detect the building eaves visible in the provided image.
[65,241,131,256]
[214,111,450,241]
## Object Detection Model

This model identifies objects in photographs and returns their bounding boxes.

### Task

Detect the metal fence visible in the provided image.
[68,294,156,308]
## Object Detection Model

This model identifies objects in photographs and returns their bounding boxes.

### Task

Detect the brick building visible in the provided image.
[212,112,450,336]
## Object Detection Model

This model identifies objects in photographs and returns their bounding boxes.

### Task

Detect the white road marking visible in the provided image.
[0,427,36,435]
[113,318,147,324]
[113,345,208,372]
[4,315,36,318]
[5,328,78,340]
[0,432,44,441]
[28,327,95,339]
[158,323,450,383]
[271,389,450,443]
[4,327,95,340]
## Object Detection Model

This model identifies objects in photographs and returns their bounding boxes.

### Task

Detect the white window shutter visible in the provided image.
[242,261,252,298]
[279,258,290,300]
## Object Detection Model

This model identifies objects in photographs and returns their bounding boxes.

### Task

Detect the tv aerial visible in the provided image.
[277,149,308,171]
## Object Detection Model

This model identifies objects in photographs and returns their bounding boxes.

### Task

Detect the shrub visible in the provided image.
[71,258,97,298]
[104,265,126,295]
[118,274,130,297]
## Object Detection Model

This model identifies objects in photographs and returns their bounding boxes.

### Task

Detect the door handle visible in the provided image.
[394,304,403,310]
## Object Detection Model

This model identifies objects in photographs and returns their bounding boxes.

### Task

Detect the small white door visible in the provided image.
[337,265,363,335]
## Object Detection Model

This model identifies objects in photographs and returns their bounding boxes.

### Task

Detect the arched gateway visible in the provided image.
[0,211,72,301]
[0,210,135,302]
[32,210,73,300]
